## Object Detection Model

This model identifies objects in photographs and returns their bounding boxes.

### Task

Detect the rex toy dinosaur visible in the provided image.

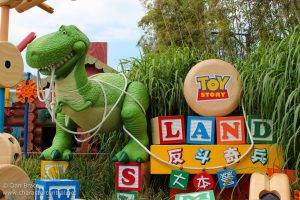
[26,25,149,162]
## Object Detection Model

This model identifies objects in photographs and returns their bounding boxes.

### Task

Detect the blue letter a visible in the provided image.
[191,122,210,139]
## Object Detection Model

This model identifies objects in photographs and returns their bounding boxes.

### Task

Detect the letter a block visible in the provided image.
[115,162,142,192]
[216,116,246,144]
[151,116,186,144]
[247,116,274,144]
[186,116,215,144]
[35,179,80,200]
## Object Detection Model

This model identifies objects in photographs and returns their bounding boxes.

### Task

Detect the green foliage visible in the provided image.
[139,0,300,57]
[121,46,217,117]
[237,26,300,186]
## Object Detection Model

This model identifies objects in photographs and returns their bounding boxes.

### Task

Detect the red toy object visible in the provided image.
[216,116,246,145]
[193,172,215,192]
[16,80,37,103]
[294,190,300,200]
[267,168,297,184]
[115,162,142,192]
[17,32,36,52]
[151,115,186,144]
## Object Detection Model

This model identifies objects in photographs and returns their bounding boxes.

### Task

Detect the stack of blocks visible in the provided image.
[35,160,80,200]
[115,162,150,200]
[151,115,274,199]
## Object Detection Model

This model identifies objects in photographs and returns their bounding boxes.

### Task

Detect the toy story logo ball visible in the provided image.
[183,59,242,116]
[0,42,24,88]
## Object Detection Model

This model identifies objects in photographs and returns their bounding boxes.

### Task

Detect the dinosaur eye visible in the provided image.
[63,31,67,35]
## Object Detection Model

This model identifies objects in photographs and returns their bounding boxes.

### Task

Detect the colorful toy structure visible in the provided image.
[0,1,298,199]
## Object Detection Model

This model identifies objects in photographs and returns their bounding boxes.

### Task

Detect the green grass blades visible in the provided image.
[121,46,217,117]
[237,26,300,184]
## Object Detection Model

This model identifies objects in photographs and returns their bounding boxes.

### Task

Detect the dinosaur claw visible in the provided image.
[51,150,61,160]
[39,154,45,160]
[136,157,143,163]
[119,152,129,163]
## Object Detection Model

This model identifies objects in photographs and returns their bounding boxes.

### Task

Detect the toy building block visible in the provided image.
[216,116,246,144]
[116,191,138,200]
[0,133,22,164]
[169,170,190,190]
[151,115,186,144]
[193,172,215,191]
[175,190,215,200]
[35,179,80,200]
[40,160,69,179]
[115,162,142,192]
[186,116,215,144]
[247,116,274,144]
[217,169,238,189]
[249,173,291,200]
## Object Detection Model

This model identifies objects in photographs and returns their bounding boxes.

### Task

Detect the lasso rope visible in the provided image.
[37,68,254,171]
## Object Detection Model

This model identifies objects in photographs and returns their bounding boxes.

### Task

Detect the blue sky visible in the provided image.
[8,0,145,73]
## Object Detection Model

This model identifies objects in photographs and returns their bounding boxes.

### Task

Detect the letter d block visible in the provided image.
[247,116,274,144]
[151,116,186,144]
[35,179,80,200]
[216,116,246,145]
[186,116,215,144]
[115,162,142,192]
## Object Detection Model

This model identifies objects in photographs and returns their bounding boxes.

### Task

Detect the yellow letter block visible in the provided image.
[150,144,283,174]
[41,160,69,179]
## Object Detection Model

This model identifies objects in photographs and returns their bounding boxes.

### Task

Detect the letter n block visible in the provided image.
[216,116,246,144]
[247,116,274,144]
[151,116,186,144]
[115,162,142,192]
[186,116,215,144]
[35,179,80,200]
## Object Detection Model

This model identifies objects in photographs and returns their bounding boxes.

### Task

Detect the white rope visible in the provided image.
[37,68,254,171]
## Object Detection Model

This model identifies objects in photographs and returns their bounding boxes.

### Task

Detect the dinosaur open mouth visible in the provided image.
[40,51,75,71]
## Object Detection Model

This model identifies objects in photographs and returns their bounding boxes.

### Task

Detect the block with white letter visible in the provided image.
[151,116,186,144]
[247,116,274,144]
[115,162,142,191]
[216,116,246,144]
[186,116,215,144]
[35,179,80,200]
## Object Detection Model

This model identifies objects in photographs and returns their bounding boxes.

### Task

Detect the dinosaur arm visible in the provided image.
[52,113,76,150]
[56,99,93,112]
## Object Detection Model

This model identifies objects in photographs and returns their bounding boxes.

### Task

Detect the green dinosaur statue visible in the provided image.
[26,25,149,163]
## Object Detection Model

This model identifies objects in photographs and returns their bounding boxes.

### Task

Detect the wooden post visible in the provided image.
[0,6,9,41]
[0,6,9,132]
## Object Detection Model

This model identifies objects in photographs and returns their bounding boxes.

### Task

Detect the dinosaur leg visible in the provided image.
[113,81,150,163]
[40,113,76,161]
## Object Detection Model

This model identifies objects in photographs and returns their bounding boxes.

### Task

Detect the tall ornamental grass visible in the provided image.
[121,47,216,117]
[237,26,300,186]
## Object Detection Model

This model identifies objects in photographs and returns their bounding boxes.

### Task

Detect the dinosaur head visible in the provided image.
[26,25,90,79]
